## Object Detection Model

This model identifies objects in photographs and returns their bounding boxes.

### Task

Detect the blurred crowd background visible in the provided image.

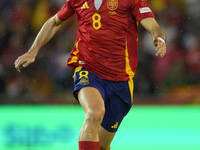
[0,0,200,105]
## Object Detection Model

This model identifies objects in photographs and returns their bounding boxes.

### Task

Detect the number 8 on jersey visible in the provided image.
[92,13,101,30]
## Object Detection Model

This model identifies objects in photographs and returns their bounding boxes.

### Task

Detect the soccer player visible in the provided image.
[14,0,166,149]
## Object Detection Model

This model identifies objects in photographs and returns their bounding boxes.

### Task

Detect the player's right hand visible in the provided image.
[14,52,36,73]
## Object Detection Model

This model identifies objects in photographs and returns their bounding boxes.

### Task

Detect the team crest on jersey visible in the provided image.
[107,0,118,11]
[80,77,89,85]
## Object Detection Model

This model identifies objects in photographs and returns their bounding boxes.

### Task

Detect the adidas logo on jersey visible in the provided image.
[81,2,89,9]
[111,122,118,129]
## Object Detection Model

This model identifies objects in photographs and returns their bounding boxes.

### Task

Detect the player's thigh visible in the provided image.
[78,87,105,116]
[98,126,116,150]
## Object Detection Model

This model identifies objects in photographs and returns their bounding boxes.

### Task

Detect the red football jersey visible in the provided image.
[57,0,155,81]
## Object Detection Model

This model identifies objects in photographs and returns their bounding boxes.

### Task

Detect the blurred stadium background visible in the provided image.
[0,0,200,149]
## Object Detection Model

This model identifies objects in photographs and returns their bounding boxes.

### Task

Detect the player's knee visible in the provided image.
[85,108,105,125]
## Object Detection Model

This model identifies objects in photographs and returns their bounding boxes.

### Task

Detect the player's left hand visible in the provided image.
[153,36,166,57]
[14,51,36,73]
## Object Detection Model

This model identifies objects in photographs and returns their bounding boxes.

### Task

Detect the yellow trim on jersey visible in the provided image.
[68,56,78,65]
[128,79,134,104]
[68,38,81,64]
[75,66,83,73]
[125,39,135,103]
[73,66,83,79]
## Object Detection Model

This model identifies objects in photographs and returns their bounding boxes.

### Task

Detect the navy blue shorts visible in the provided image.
[73,66,133,132]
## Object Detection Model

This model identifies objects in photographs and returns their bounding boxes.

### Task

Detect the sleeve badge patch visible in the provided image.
[139,7,152,13]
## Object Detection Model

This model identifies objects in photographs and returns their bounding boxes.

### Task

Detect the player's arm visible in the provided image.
[14,14,63,72]
[140,18,166,57]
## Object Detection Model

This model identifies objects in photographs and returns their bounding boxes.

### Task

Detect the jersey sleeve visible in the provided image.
[130,0,155,21]
[57,0,74,21]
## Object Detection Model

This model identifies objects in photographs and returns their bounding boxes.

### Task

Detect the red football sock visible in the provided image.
[79,141,100,150]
